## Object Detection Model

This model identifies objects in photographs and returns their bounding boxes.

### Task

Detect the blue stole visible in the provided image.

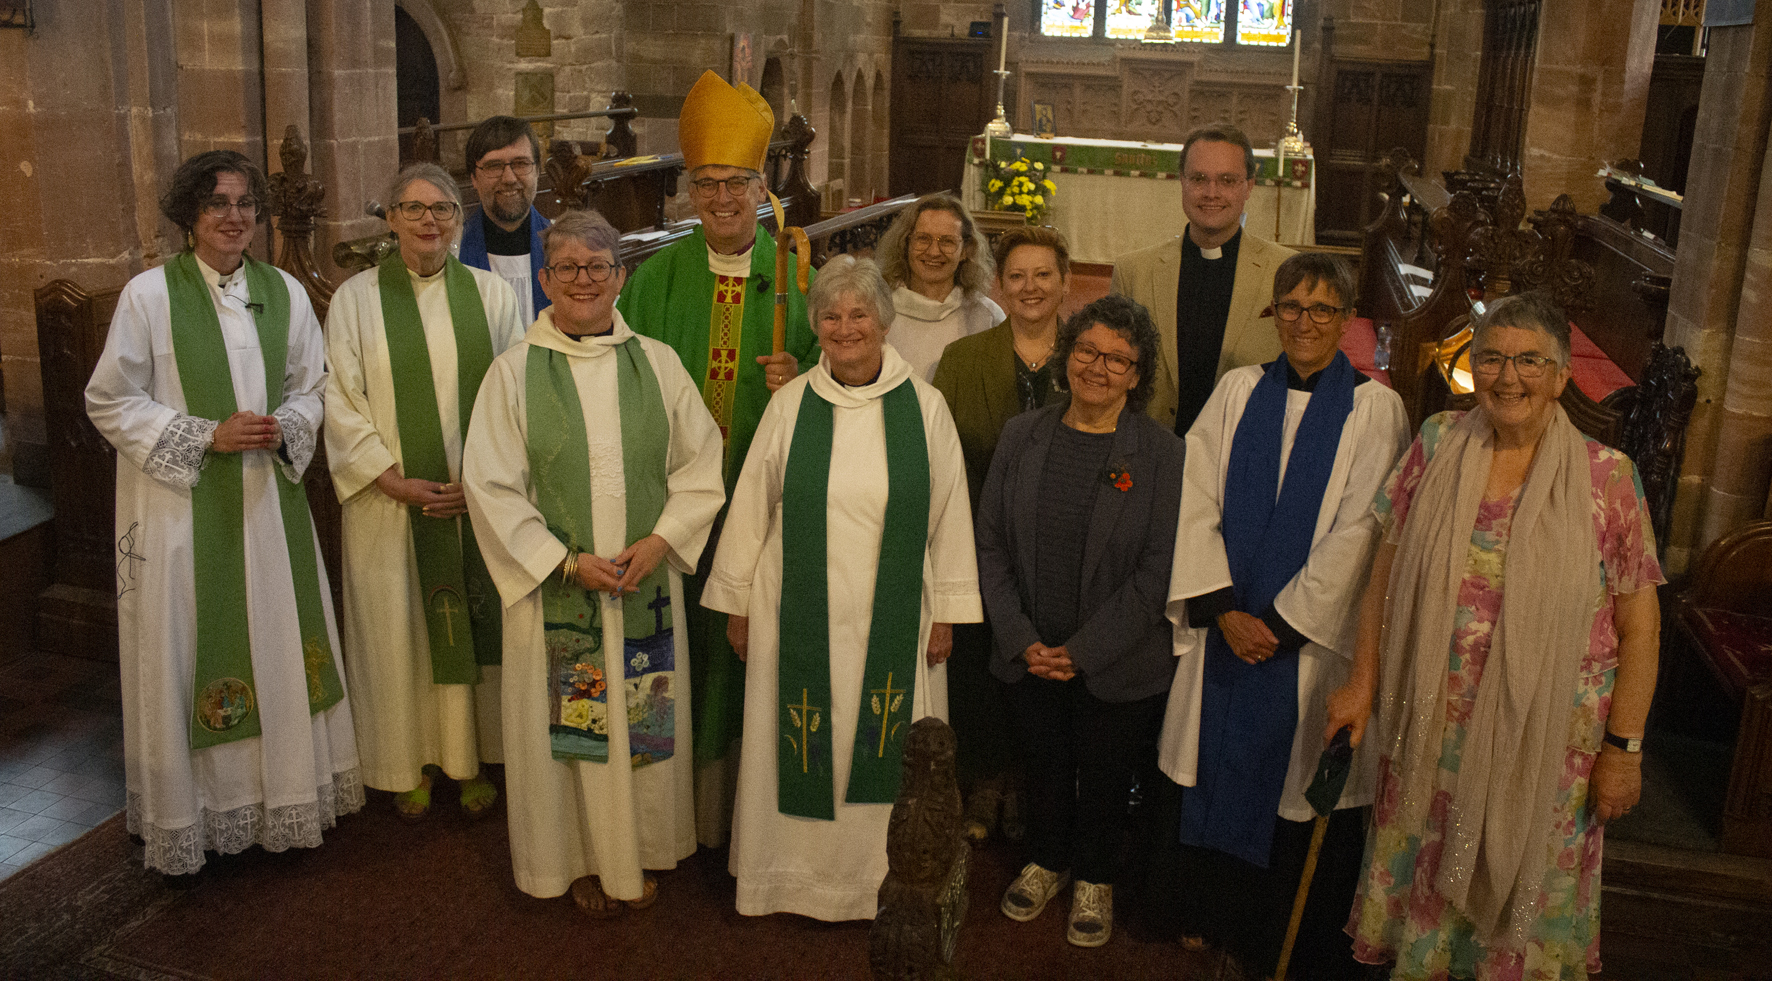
[459,205,549,316]
[1181,351,1356,867]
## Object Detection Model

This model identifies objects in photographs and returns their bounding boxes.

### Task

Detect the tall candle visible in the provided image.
[1290,29,1300,88]
[999,18,1009,73]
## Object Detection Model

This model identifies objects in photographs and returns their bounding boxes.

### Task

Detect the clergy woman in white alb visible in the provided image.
[1156,253,1408,977]
[86,150,361,875]
[463,210,724,914]
[703,255,982,922]
[324,163,523,820]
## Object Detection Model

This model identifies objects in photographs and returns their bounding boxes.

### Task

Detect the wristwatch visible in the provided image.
[1603,730,1643,753]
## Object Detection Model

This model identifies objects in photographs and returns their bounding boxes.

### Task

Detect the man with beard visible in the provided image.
[461,116,549,324]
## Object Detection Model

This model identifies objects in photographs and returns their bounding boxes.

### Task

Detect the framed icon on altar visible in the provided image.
[1031,102,1056,139]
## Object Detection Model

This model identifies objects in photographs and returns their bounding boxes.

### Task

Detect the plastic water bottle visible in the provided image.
[1374,321,1392,371]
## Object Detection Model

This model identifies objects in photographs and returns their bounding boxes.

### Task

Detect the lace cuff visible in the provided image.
[273,405,317,482]
[142,414,217,489]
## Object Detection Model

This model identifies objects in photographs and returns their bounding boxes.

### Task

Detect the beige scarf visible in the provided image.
[1375,405,1598,950]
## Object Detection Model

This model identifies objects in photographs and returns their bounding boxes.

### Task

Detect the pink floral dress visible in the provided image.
[1348,412,1663,980]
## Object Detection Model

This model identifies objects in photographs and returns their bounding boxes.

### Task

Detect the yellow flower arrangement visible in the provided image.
[982,156,1057,224]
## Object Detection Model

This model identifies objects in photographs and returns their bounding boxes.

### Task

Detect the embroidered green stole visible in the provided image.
[375,254,502,683]
[777,382,930,819]
[163,252,344,750]
[527,336,677,766]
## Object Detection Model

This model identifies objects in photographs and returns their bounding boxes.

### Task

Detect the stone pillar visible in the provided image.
[1662,20,1772,572]
[263,0,312,156]
[307,0,400,284]
[1518,0,1658,213]
[174,0,268,162]
[1424,0,1485,182]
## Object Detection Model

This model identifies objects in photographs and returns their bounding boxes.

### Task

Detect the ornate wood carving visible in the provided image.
[34,280,122,660]
[1465,174,1543,298]
[778,113,820,232]
[869,717,967,981]
[267,125,336,321]
[412,116,438,166]
[544,137,593,210]
[603,91,638,159]
[1612,342,1700,548]
[1519,194,1597,314]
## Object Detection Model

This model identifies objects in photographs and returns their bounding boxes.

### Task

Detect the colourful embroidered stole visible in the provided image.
[702,274,746,476]
[163,252,343,749]
[375,254,502,683]
[777,382,930,819]
[527,336,676,766]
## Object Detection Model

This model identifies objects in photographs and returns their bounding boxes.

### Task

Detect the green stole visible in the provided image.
[777,380,930,819]
[162,252,344,750]
[526,332,677,766]
[375,254,502,683]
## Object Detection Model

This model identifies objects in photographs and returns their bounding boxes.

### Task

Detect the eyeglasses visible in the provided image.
[689,175,757,197]
[1071,342,1137,375]
[911,233,962,256]
[1274,301,1346,324]
[545,260,618,283]
[392,200,462,221]
[475,157,535,178]
[1472,352,1559,379]
[201,196,259,218]
[1184,173,1249,190]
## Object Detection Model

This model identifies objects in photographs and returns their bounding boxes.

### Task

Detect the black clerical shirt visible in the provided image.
[1174,228,1242,436]
[482,210,531,256]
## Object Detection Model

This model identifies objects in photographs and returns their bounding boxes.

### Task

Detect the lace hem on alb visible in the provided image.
[142,414,217,489]
[273,404,317,482]
[126,766,365,876]
[587,432,626,500]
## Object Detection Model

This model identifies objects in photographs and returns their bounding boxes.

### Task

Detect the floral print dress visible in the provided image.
[1348,412,1663,980]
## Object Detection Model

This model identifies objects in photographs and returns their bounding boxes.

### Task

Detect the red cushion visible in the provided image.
[1683,606,1772,695]
[1568,320,1607,359]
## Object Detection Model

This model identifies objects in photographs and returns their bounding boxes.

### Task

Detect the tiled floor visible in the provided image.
[0,650,126,881]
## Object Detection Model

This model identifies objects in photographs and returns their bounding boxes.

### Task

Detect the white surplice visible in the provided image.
[702,346,983,922]
[323,263,524,791]
[1158,365,1409,820]
[85,258,363,875]
[462,309,724,901]
[887,284,1004,383]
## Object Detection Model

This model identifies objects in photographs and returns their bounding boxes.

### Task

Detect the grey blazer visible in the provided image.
[974,402,1185,703]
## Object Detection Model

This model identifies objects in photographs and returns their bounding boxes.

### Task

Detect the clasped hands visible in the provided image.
[376,464,466,519]
[1023,642,1075,681]
[212,410,281,455]
[568,534,670,598]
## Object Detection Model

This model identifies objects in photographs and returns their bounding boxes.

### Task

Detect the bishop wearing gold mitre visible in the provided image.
[617,69,819,847]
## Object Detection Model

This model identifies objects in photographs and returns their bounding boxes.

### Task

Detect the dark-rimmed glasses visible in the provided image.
[1274,301,1347,324]
[1472,352,1559,379]
[545,260,618,283]
[1071,342,1137,375]
[201,196,259,218]
[393,200,462,221]
[689,175,757,197]
[475,158,536,178]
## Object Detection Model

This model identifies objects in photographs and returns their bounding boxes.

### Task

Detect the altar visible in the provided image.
[961,134,1317,265]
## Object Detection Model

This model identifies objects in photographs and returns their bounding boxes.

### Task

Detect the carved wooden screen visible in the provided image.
[1467,0,1541,175]
[888,37,993,198]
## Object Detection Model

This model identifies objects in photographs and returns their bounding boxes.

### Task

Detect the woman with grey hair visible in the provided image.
[324,161,525,822]
[875,192,1004,381]
[703,254,982,921]
[463,206,724,917]
[1337,289,1662,978]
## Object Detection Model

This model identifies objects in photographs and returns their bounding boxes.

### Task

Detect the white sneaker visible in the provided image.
[1001,862,1069,921]
[1066,880,1113,947]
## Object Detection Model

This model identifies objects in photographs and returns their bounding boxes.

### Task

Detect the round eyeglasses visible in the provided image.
[545,260,618,283]
[689,175,757,197]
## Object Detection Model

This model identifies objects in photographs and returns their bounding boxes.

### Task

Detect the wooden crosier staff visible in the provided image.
[771,194,811,354]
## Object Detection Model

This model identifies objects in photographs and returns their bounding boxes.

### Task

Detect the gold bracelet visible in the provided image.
[561,549,578,585]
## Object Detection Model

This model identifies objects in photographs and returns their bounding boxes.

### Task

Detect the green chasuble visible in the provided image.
[617,224,819,764]
[163,252,345,749]
[777,382,930,819]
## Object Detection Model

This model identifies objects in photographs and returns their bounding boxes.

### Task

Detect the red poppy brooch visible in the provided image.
[1103,466,1133,492]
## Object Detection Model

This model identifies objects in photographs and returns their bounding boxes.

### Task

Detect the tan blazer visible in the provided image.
[1108,229,1295,429]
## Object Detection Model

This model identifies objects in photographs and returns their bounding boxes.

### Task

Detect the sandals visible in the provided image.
[570,874,658,919]
[393,767,436,823]
[459,771,499,820]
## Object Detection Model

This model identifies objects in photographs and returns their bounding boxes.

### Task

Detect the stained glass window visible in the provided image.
[1040,0,1095,37]
[1236,0,1292,46]
[1104,0,1162,40]
[1172,0,1226,44]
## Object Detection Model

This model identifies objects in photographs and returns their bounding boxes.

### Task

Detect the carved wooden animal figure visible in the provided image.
[869,717,967,981]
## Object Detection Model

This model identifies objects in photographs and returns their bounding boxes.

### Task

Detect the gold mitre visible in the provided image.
[679,70,775,173]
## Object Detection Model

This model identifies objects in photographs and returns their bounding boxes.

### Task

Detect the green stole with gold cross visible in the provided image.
[777,380,930,819]
[376,253,503,683]
[526,334,676,766]
[162,251,344,750]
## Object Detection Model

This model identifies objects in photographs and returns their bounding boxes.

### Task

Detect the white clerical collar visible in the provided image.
[706,241,754,278]
[1199,245,1224,260]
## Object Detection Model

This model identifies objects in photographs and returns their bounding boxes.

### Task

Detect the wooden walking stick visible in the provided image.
[1273,725,1355,981]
